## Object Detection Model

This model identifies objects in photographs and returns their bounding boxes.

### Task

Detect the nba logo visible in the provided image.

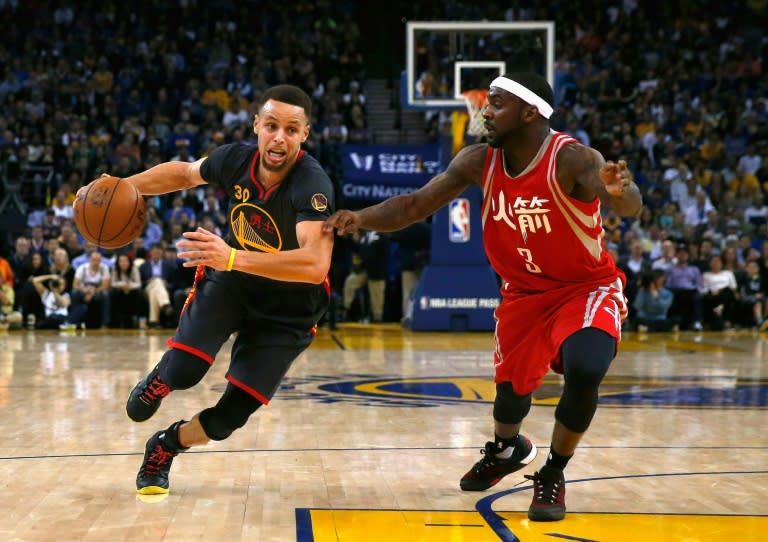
[449,198,470,243]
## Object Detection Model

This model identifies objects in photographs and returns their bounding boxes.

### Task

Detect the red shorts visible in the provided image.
[493,279,625,395]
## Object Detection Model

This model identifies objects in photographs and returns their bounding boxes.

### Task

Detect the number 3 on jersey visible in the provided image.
[517,247,542,274]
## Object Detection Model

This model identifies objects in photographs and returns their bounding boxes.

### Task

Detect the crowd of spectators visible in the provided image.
[1,1,768,331]
[546,1,768,331]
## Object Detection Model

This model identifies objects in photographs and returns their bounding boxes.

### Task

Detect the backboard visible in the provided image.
[404,21,555,110]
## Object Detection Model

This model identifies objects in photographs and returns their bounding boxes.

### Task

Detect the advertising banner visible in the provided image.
[340,143,442,201]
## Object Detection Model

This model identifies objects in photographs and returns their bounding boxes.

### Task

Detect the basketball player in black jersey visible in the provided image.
[84,85,335,494]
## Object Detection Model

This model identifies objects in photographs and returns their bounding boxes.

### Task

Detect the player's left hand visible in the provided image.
[177,227,231,270]
[612,291,629,322]
[600,159,632,197]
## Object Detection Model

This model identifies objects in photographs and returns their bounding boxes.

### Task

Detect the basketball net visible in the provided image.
[461,89,488,137]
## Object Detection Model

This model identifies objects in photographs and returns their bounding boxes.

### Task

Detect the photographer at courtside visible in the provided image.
[30,274,80,330]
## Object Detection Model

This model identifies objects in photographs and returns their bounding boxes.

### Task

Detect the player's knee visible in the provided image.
[493,382,532,425]
[561,328,615,391]
[158,348,211,390]
[198,386,262,441]
[555,391,595,433]
[564,360,606,391]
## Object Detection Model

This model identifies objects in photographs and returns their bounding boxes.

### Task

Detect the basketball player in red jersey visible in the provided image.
[324,72,641,521]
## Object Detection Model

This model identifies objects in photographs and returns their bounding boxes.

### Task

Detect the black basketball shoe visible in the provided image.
[136,420,188,495]
[525,465,566,521]
[460,435,537,491]
[126,364,171,422]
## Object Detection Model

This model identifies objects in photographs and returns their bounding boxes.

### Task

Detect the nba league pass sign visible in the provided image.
[408,187,500,331]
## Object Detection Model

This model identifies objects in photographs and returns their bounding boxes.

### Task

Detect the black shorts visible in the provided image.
[168,268,319,404]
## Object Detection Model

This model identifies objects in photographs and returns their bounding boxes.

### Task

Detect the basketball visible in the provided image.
[73,176,147,249]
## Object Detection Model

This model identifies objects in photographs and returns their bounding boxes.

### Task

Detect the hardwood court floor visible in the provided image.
[0,325,765,541]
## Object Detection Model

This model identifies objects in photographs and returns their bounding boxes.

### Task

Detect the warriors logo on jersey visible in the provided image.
[311,193,328,212]
[229,202,282,253]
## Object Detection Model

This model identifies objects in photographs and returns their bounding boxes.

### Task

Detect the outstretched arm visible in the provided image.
[323,144,486,235]
[77,159,208,198]
[124,158,208,195]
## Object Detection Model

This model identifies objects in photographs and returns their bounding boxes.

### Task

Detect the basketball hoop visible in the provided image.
[461,89,488,137]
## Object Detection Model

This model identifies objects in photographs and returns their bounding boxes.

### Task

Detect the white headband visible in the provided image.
[490,76,553,119]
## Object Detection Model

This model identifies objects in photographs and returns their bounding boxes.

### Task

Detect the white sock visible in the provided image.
[495,443,515,459]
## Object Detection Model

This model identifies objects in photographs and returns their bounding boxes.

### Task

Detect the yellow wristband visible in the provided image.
[226,247,236,271]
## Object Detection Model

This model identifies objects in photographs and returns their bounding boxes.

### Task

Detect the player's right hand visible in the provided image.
[74,173,115,200]
[323,210,361,236]
[599,159,632,197]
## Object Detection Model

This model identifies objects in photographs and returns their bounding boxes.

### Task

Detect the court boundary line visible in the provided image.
[2,444,767,461]
[475,470,768,541]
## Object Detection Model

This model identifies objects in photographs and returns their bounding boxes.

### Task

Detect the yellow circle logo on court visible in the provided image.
[273,374,768,408]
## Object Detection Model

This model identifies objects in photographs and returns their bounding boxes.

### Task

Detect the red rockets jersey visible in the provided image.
[480,131,621,295]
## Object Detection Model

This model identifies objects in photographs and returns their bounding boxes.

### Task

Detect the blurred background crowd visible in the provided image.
[0,1,767,333]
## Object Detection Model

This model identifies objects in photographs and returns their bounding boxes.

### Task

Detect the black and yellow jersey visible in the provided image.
[198,143,335,326]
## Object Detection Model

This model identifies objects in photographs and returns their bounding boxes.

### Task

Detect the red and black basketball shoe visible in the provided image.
[460,435,537,491]
[525,465,566,521]
[126,364,171,422]
[136,421,188,495]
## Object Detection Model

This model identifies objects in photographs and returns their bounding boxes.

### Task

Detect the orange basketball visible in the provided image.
[73,176,147,249]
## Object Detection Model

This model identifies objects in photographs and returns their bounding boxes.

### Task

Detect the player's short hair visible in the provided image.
[502,72,554,109]
[258,85,313,120]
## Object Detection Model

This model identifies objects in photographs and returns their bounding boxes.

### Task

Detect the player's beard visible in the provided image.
[487,135,502,148]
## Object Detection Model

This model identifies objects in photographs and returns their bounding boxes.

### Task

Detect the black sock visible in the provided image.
[159,420,190,452]
[544,446,572,470]
[494,433,519,450]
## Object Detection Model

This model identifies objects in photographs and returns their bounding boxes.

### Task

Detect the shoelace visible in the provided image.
[473,442,502,471]
[524,472,562,504]
[142,444,176,476]
[140,375,170,403]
